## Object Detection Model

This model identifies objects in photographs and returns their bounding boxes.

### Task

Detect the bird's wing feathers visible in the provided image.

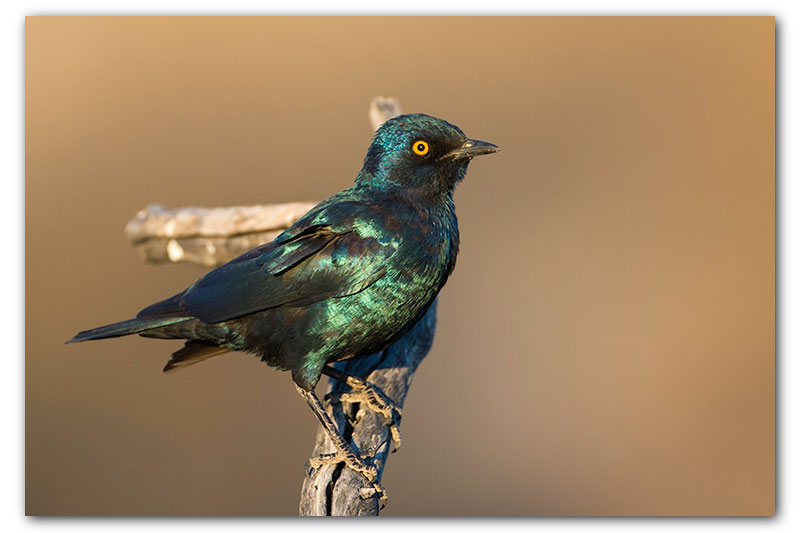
[174,202,397,324]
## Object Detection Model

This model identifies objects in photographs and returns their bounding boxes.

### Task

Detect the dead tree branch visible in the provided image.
[124,202,317,267]
[125,97,431,516]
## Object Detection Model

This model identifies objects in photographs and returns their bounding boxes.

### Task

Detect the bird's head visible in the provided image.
[356,114,499,196]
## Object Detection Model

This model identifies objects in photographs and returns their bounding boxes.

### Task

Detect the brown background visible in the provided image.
[26,17,774,516]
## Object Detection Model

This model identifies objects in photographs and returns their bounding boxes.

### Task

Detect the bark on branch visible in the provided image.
[125,97,434,515]
[124,202,317,267]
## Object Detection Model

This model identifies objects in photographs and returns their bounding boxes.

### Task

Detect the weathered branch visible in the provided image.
[125,97,429,516]
[124,202,316,267]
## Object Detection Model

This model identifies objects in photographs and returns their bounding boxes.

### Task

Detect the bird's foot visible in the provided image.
[298,385,388,507]
[306,451,388,506]
[326,376,403,450]
[358,483,388,506]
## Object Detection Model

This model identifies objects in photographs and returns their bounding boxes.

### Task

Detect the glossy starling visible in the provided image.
[68,113,499,501]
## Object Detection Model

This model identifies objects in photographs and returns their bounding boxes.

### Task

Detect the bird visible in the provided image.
[67,113,499,502]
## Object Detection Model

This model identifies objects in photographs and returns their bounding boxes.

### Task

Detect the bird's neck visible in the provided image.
[355,161,467,198]
[353,181,455,217]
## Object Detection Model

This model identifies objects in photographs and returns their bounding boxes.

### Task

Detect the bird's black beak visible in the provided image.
[441,138,500,161]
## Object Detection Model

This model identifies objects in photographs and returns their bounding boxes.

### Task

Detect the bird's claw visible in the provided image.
[359,484,389,508]
[326,376,403,450]
[306,450,388,506]
[306,449,377,481]
[306,452,344,475]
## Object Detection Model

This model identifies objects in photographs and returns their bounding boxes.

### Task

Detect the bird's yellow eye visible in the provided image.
[412,140,430,156]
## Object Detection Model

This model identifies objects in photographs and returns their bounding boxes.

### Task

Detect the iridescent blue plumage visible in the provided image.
[68,114,499,391]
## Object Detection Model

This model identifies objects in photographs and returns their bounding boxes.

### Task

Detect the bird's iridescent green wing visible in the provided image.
[172,202,397,324]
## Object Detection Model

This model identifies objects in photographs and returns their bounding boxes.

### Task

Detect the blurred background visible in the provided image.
[26,17,774,515]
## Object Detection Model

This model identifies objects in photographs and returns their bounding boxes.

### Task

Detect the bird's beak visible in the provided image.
[441,139,500,161]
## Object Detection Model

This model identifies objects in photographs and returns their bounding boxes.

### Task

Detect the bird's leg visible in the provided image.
[322,365,403,450]
[296,385,387,505]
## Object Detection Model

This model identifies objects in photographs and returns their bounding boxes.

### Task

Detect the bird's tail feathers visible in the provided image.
[66,316,192,344]
[163,341,231,373]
